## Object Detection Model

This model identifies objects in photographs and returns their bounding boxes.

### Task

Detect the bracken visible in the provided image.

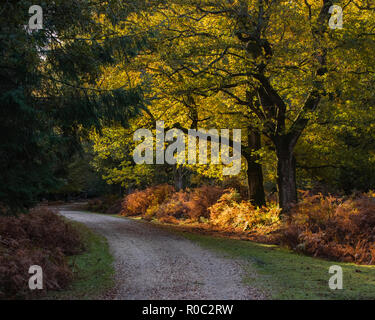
[0,207,84,299]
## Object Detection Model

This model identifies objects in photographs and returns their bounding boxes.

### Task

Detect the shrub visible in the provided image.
[121,184,175,216]
[154,186,226,222]
[156,190,191,220]
[209,189,281,234]
[278,191,375,264]
[186,186,226,220]
[0,208,84,299]
[0,246,72,299]
[86,194,121,214]
[121,184,225,221]
[222,177,249,200]
[105,199,123,215]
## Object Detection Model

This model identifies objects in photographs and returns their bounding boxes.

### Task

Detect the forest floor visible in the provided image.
[58,205,266,299]
[57,205,375,300]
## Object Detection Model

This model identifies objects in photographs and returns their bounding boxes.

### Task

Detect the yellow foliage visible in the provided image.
[209,190,281,233]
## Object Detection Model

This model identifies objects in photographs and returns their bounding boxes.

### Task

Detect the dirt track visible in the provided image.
[59,207,264,300]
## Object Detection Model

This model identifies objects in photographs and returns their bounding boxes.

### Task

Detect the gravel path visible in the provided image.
[59,208,264,300]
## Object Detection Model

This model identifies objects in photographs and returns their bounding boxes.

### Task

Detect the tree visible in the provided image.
[129,0,375,211]
[0,0,148,212]
[99,2,268,205]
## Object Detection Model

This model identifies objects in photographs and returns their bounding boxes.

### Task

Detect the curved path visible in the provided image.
[59,207,264,300]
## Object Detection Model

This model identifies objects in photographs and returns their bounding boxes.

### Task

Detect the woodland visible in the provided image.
[1,0,375,298]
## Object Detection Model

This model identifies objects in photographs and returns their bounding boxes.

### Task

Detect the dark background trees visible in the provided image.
[0,0,147,212]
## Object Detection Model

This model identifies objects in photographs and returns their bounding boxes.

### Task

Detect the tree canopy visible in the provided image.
[2,0,375,213]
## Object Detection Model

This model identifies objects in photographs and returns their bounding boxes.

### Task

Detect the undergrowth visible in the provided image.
[120,185,375,265]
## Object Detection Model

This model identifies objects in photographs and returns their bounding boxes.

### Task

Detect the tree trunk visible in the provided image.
[246,131,266,207]
[174,165,183,191]
[275,139,297,212]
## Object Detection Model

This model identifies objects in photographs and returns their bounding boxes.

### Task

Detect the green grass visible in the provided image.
[46,221,114,300]
[179,232,375,300]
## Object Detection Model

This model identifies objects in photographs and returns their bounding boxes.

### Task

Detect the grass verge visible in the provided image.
[45,221,114,300]
[179,232,375,299]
